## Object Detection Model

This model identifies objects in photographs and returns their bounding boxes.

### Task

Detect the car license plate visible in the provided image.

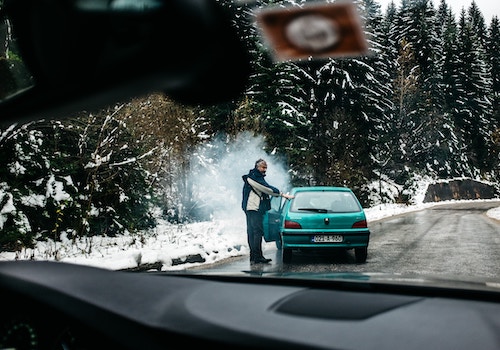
[313,235,343,243]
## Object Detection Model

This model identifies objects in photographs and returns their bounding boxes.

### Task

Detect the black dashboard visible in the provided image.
[1,260,500,350]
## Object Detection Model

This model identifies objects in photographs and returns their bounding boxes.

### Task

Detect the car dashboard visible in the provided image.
[1,261,500,350]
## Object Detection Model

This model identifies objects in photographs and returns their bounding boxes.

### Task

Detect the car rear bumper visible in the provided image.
[282,231,370,249]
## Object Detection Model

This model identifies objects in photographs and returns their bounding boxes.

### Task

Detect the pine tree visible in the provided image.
[456,9,491,173]
[485,16,500,178]
[437,8,472,177]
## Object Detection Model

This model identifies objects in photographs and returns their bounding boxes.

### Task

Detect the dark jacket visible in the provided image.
[241,167,280,212]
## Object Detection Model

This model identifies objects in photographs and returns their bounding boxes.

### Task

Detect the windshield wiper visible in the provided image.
[297,208,328,213]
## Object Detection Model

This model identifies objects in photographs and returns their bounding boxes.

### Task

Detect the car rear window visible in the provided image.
[290,191,362,213]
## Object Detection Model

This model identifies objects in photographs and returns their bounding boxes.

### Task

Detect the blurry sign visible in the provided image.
[256,0,368,62]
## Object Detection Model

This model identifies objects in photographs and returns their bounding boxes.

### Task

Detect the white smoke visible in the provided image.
[189,132,293,220]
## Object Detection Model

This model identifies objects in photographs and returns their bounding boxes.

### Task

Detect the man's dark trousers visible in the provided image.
[245,210,264,261]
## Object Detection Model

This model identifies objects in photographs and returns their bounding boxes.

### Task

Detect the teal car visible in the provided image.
[264,187,370,263]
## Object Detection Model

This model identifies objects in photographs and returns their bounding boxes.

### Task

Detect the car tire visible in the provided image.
[282,248,292,263]
[355,247,368,263]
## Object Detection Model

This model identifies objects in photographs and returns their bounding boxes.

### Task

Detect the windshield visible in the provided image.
[0,0,499,289]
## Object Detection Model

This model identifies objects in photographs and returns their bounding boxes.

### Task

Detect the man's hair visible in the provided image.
[255,158,266,168]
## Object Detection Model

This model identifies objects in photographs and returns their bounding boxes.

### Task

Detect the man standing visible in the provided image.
[242,159,294,264]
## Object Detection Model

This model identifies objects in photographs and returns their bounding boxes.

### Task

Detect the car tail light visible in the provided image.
[284,220,302,229]
[352,220,367,228]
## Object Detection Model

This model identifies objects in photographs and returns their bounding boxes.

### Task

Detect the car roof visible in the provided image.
[291,186,353,193]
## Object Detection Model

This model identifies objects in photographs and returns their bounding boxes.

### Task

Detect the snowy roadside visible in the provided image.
[1,200,499,271]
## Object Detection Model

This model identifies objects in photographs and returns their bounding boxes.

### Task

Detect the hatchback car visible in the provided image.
[265,186,370,263]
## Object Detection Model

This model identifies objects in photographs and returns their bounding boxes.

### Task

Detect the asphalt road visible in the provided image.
[201,201,500,279]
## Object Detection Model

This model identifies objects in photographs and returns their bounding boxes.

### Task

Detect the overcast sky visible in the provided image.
[376,0,498,25]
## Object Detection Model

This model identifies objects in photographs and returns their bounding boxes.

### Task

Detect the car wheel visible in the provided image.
[282,248,292,263]
[355,247,367,263]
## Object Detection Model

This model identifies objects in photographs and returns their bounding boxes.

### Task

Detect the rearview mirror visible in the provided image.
[0,0,251,124]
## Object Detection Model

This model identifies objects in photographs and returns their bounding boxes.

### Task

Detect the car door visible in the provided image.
[263,196,284,249]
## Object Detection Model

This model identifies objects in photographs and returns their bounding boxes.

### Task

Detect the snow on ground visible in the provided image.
[1,198,499,271]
